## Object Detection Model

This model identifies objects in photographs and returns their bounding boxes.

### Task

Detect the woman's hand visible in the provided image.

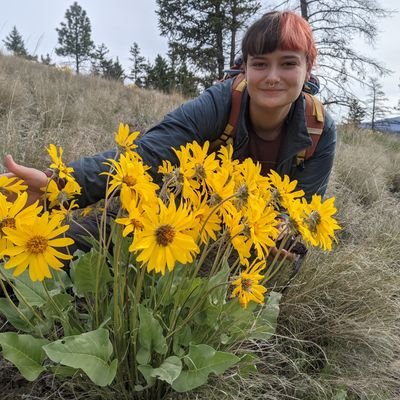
[2,155,48,205]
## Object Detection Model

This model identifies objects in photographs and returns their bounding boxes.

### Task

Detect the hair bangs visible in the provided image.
[243,14,280,59]
[242,11,317,70]
[279,12,317,69]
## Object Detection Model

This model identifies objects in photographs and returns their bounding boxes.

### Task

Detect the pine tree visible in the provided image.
[366,77,390,131]
[40,53,55,66]
[104,57,125,82]
[156,0,260,85]
[174,60,198,97]
[3,26,28,57]
[129,42,147,87]
[145,54,173,93]
[345,98,366,125]
[91,43,111,76]
[55,2,94,74]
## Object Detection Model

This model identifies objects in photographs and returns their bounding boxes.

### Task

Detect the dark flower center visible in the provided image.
[241,278,253,292]
[0,217,16,231]
[155,224,176,246]
[27,236,48,254]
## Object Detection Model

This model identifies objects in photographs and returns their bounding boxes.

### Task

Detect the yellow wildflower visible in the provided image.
[243,197,279,260]
[206,168,236,218]
[115,199,145,237]
[115,123,140,152]
[233,158,271,209]
[224,212,252,266]
[130,197,199,275]
[231,260,268,308]
[1,212,74,281]
[46,144,75,180]
[299,195,341,251]
[102,153,159,202]
[191,196,221,244]
[0,176,27,196]
[218,145,239,177]
[267,170,305,209]
[42,178,81,209]
[0,192,42,253]
[186,141,219,187]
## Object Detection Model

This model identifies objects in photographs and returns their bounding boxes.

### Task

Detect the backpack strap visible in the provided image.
[209,73,246,153]
[296,92,325,166]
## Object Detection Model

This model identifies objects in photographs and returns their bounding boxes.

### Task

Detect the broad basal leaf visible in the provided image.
[0,332,49,381]
[43,328,117,386]
[136,304,167,365]
[172,344,239,392]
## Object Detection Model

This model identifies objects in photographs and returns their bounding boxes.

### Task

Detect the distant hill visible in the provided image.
[360,116,400,134]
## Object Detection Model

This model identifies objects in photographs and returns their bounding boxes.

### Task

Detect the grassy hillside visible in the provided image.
[1,55,400,400]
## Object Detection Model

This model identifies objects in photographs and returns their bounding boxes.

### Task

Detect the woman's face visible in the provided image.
[244,49,309,112]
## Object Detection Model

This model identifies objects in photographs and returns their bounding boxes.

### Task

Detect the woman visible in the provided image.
[2,11,336,254]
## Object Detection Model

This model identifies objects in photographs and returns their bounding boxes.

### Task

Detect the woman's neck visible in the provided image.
[249,102,292,140]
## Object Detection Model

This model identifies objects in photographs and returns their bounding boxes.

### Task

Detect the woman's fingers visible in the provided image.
[4,155,34,180]
[3,155,48,195]
[270,247,296,262]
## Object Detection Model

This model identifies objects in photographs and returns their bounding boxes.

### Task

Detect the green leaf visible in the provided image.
[238,353,259,377]
[333,387,348,400]
[249,291,281,341]
[136,304,168,365]
[50,365,80,378]
[150,356,182,384]
[173,324,192,356]
[50,270,73,291]
[0,298,33,331]
[110,224,132,266]
[137,364,156,387]
[206,261,230,305]
[70,249,113,297]
[0,332,49,381]
[42,293,73,318]
[172,344,239,392]
[9,270,48,307]
[43,328,117,386]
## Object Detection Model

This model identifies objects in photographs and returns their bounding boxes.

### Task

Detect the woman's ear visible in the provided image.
[305,71,311,83]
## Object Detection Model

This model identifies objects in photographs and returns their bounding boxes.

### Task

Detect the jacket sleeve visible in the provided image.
[69,81,232,208]
[294,112,337,201]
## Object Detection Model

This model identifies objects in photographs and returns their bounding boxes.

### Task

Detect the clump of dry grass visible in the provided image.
[1,55,400,400]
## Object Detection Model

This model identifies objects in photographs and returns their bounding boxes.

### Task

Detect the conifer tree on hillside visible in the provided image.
[40,53,55,66]
[129,42,147,87]
[174,61,199,97]
[104,57,125,82]
[3,26,28,57]
[366,77,390,131]
[345,98,366,125]
[91,43,111,76]
[145,54,174,93]
[55,2,94,74]
[90,44,125,81]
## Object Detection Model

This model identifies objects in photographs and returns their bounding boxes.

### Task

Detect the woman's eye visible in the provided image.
[282,62,297,67]
[253,63,266,68]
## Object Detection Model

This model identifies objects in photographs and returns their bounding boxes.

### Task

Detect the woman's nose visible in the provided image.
[264,66,280,85]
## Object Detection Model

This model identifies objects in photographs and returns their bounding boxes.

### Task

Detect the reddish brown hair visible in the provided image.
[241,11,317,71]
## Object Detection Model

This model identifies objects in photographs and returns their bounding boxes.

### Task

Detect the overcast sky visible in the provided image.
[1,0,399,115]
